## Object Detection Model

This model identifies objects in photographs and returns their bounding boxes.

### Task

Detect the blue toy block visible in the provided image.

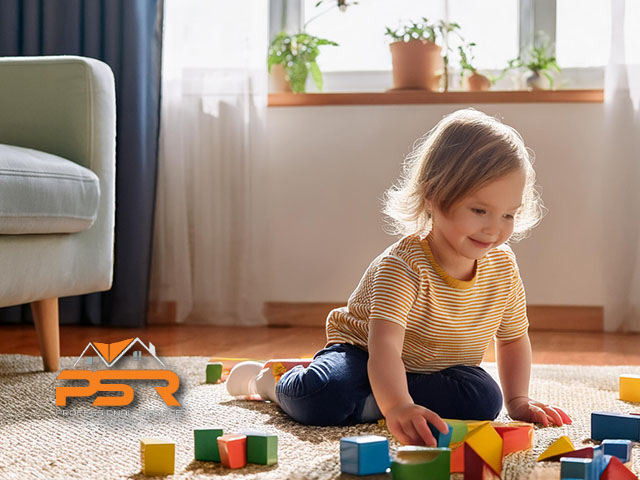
[602,439,632,463]
[591,412,640,441]
[340,435,390,475]
[560,445,607,480]
[560,457,595,480]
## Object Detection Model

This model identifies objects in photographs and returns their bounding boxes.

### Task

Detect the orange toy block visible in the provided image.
[493,422,534,455]
[463,443,500,480]
[600,456,638,480]
[620,374,640,403]
[217,434,247,469]
[463,423,503,476]
[450,441,465,473]
[537,435,575,461]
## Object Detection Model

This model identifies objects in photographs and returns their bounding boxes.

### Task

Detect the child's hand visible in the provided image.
[506,396,572,426]
[385,403,449,446]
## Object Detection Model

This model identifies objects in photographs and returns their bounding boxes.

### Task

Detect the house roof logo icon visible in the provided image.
[72,338,166,368]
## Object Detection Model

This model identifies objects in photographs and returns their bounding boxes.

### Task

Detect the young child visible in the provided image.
[228,108,571,446]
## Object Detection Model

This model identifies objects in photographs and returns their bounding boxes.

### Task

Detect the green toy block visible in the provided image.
[206,362,223,383]
[194,427,224,461]
[243,431,278,465]
[391,446,450,480]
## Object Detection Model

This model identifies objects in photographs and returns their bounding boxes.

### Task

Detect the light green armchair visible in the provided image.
[0,56,116,371]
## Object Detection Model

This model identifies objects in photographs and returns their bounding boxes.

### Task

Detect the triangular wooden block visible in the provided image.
[537,435,575,461]
[463,423,503,476]
[544,446,594,462]
[464,444,500,480]
[600,456,638,480]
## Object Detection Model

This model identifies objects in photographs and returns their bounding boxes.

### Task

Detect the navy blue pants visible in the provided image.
[275,343,503,426]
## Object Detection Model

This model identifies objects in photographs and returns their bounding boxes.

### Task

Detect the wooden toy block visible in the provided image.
[560,457,593,480]
[450,441,464,473]
[620,374,640,402]
[602,439,632,463]
[193,427,223,462]
[140,438,175,476]
[463,422,503,476]
[494,423,534,455]
[243,431,278,465]
[463,444,500,480]
[206,362,223,383]
[431,419,468,447]
[600,455,638,480]
[537,435,575,461]
[340,435,390,475]
[217,434,247,469]
[391,446,450,480]
[591,411,640,441]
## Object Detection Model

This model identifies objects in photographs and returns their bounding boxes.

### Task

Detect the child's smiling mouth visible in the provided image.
[469,238,493,248]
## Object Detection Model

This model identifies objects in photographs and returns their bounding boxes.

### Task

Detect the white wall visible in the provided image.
[266,104,608,323]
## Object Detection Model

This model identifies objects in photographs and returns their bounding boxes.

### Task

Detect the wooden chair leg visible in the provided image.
[31,298,60,372]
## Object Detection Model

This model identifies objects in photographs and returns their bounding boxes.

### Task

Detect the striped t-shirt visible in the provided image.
[325,233,528,373]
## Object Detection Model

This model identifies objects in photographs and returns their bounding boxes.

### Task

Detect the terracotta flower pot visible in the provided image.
[389,40,443,91]
[467,73,491,91]
[269,63,292,93]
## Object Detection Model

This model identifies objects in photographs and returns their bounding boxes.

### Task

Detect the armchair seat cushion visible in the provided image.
[0,144,100,234]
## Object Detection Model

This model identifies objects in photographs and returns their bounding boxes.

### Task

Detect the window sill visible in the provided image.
[267,89,604,107]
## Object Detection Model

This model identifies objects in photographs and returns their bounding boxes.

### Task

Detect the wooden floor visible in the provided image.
[2,324,640,365]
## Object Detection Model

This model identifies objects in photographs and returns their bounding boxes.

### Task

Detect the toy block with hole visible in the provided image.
[217,434,247,469]
[602,439,633,463]
[463,422,503,476]
[493,422,534,455]
[537,435,575,461]
[600,455,638,480]
[242,431,278,465]
[591,411,640,441]
[390,446,450,480]
[620,374,640,402]
[340,435,390,475]
[463,443,500,480]
[140,438,175,476]
[194,427,223,462]
[206,361,223,383]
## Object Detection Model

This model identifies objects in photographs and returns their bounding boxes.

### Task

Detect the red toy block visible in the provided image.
[600,456,638,480]
[544,446,595,462]
[463,444,499,480]
[217,434,247,469]
[494,423,534,455]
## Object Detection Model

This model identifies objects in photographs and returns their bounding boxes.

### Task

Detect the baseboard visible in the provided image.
[264,302,604,331]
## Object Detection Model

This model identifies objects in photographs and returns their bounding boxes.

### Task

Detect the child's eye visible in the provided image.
[471,208,486,215]
[504,214,515,220]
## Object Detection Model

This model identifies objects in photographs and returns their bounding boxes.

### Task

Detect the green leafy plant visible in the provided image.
[268,32,338,93]
[502,33,561,88]
[384,18,438,43]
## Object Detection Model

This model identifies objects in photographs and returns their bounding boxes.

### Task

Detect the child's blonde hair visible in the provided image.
[383,108,544,241]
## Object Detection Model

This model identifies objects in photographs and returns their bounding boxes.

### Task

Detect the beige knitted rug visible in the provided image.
[0,355,638,480]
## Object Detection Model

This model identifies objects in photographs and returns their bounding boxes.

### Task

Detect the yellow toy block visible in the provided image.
[140,438,175,476]
[537,435,575,461]
[620,374,640,402]
[463,422,503,476]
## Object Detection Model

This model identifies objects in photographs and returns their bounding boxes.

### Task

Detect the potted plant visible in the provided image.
[458,43,491,91]
[268,32,338,93]
[506,33,561,90]
[385,18,444,91]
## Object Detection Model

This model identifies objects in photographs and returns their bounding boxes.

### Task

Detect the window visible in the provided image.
[269,0,614,92]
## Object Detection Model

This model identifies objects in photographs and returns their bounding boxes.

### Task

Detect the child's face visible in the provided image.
[430,169,526,267]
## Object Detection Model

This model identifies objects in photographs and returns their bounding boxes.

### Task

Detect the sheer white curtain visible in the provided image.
[602,0,640,331]
[150,0,269,325]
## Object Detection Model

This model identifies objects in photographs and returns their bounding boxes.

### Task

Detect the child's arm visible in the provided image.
[368,319,449,445]
[495,333,572,426]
